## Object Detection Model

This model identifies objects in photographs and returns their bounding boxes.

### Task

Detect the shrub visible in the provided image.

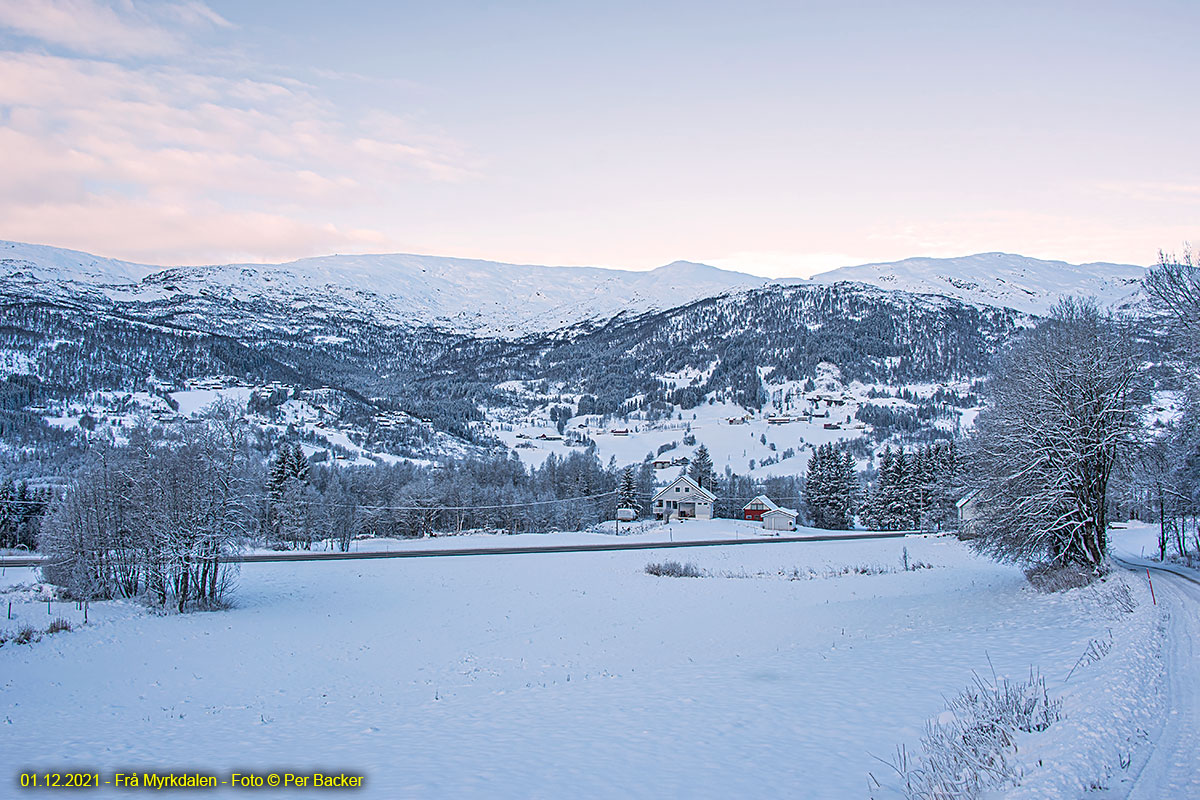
[1025,562,1104,593]
[877,667,1062,799]
[14,625,39,644]
[645,561,703,578]
[47,618,72,634]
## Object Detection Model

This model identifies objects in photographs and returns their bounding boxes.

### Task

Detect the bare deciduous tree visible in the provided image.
[966,299,1143,567]
[1144,246,1200,355]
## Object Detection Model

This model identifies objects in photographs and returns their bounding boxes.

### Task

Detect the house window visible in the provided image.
[675,487,681,492]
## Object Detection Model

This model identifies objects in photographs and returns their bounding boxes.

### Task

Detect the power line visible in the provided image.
[293,489,618,513]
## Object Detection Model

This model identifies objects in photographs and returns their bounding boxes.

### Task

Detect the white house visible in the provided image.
[956,489,981,532]
[761,507,798,532]
[652,475,716,521]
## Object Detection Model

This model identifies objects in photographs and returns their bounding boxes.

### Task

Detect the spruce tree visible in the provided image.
[618,467,639,512]
[290,444,310,483]
[268,449,291,501]
[688,444,718,492]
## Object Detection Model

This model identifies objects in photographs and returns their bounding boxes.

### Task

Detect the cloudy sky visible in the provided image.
[0,1,1196,275]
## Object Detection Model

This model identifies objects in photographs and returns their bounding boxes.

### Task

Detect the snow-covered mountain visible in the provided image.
[808,252,1146,315]
[2,241,1148,336]
[0,241,766,336]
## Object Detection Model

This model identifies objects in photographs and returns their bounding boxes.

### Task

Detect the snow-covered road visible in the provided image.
[1111,556,1200,799]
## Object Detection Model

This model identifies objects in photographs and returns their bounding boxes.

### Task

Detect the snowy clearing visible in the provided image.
[0,531,1164,798]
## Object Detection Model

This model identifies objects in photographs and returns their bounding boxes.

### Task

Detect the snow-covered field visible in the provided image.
[0,525,1163,798]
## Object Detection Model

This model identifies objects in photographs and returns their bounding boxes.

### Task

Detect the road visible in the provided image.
[0,530,912,568]
[1111,554,1200,800]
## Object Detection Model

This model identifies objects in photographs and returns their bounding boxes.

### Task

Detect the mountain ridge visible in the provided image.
[1,240,1147,334]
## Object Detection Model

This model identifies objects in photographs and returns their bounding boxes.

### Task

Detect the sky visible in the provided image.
[0,0,1196,277]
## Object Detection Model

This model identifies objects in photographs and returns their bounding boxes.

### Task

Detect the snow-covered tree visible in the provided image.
[966,299,1142,567]
[1144,247,1200,357]
[688,444,718,492]
[618,467,639,513]
[804,443,856,529]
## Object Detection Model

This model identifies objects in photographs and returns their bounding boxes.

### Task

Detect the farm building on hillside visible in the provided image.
[762,507,798,532]
[742,494,780,522]
[652,475,716,521]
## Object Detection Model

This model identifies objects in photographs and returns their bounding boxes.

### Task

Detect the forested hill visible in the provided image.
[440,284,1020,415]
[2,261,1020,458]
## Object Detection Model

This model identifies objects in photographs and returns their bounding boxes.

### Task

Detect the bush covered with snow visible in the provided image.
[1024,561,1105,593]
[878,667,1062,800]
[644,560,703,578]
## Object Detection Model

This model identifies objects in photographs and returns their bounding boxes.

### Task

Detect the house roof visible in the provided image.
[742,494,780,512]
[652,474,717,502]
[955,488,981,508]
[762,507,798,519]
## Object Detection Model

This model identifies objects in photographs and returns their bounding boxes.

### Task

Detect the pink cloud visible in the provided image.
[0,48,474,261]
[0,194,395,265]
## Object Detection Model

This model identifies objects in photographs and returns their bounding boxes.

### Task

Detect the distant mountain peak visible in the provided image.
[807,252,1147,315]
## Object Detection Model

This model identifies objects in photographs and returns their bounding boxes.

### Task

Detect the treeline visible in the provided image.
[262,448,624,549]
[799,441,960,531]
[41,413,256,611]
[0,480,51,549]
[1132,251,1200,562]
[2,279,1016,458]
[860,442,960,531]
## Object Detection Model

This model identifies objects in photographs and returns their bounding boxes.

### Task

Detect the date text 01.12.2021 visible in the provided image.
[20,773,101,788]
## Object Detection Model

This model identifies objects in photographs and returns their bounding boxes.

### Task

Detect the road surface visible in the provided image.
[1111,554,1200,799]
[0,530,912,568]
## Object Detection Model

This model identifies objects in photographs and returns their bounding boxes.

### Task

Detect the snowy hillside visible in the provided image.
[0,241,766,336]
[808,252,1147,315]
[0,240,161,285]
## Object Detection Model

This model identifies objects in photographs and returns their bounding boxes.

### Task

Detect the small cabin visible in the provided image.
[652,475,716,521]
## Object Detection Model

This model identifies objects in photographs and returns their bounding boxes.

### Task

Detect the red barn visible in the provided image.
[742,494,780,522]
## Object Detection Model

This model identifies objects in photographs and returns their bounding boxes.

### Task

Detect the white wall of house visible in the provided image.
[652,475,716,520]
[762,510,796,532]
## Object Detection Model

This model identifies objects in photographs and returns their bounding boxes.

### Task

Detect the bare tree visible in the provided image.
[1142,247,1200,559]
[1144,246,1200,356]
[41,414,253,611]
[967,299,1143,567]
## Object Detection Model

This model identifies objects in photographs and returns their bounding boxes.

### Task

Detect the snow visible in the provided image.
[4,240,1150,339]
[0,525,1164,798]
[169,387,254,416]
[489,369,963,477]
[0,241,766,337]
[809,252,1147,316]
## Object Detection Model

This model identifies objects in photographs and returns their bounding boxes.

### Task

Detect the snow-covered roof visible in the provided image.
[955,488,981,508]
[652,474,717,502]
[762,507,797,519]
[743,494,780,512]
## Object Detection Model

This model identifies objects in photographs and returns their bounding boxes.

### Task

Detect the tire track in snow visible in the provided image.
[1112,555,1200,799]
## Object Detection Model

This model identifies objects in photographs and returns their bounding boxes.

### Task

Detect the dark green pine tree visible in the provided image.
[832,448,858,529]
[866,445,904,530]
[805,444,836,528]
[880,447,918,530]
[290,443,310,483]
[688,444,718,492]
[268,448,292,501]
[618,467,639,512]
